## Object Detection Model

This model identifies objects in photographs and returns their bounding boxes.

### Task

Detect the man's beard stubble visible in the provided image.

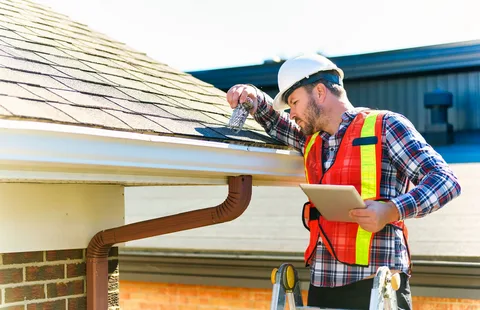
[297,96,323,136]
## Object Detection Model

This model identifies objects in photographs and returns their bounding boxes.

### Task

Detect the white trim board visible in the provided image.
[0,119,305,186]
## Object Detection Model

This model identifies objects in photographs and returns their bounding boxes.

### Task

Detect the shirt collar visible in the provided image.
[319,107,368,141]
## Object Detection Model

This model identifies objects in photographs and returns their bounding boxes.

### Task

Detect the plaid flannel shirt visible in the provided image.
[253,90,461,287]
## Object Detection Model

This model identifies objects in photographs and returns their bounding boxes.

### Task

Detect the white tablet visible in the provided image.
[299,184,366,223]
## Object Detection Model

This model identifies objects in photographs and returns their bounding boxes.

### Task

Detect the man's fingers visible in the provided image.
[350,208,373,217]
[348,202,386,233]
[231,87,246,108]
[355,219,372,232]
[227,84,257,110]
[354,216,379,232]
[226,87,238,109]
[350,212,370,218]
[226,85,245,109]
[351,216,373,228]
[238,92,248,104]
[239,89,255,104]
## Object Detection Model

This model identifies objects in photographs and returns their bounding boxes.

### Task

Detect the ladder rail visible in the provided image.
[270,264,400,310]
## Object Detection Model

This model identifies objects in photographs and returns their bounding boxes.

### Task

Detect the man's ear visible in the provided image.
[315,83,327,103]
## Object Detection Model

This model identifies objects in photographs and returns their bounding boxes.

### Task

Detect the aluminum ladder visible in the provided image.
[270,263,401,310]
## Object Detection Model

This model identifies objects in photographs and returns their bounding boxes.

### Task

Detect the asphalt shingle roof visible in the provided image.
[0,0,284,147]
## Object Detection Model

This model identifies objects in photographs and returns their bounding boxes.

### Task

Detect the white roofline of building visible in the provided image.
[0,119,305,186]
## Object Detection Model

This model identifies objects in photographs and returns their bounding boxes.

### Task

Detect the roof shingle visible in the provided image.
[0,0,286,148]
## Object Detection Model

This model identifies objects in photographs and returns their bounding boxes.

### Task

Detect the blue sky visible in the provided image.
[35,0,478,72]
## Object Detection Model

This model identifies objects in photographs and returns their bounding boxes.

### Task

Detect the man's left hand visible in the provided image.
[349,201,400,233]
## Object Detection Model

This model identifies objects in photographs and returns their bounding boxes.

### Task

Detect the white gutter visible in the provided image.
[0,119,305,186]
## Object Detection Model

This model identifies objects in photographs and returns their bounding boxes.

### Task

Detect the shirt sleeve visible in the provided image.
[252,88,306,153]
[385,112,462,220]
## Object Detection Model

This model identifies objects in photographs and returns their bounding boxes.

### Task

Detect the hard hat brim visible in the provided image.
[273,68,344,111]
[272,68,344,111]
[273,90,289,111]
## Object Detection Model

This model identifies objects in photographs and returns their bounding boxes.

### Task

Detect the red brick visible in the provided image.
[68,296,86,310]
[26,265,64,281]
[27,299,67,310]
[0,268,23,284]
[47,280,84,297]
[67,262,85,278]
[5,284,45,302]
[46,249,83,261]
[2,251,43,265]
[119,280,480,309]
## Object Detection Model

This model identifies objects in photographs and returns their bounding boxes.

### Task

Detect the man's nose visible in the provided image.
[289,108,296,120]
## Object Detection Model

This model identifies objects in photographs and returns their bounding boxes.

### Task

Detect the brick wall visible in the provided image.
[413,297,480,309]
[119,282,275,310]
[119,281,480,310]
[0,248,119,310]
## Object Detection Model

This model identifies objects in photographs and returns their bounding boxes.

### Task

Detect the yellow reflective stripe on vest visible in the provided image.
[304,132,319,183]
[360,111,379,199]
[355,227,372,265]
[355,111,380,265]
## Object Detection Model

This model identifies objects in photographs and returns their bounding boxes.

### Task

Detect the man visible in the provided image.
[226,54,461,309]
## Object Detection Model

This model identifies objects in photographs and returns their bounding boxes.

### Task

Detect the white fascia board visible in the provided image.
[0,119,305,186]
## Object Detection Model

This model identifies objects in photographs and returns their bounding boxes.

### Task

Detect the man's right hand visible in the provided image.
[226,84,259,115]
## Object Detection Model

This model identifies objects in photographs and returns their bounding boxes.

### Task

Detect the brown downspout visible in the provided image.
[86,175,252,310]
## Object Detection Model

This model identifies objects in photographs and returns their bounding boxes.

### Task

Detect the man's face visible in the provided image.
[287,86,324,135]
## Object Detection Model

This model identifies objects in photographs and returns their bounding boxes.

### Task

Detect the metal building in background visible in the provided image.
[190,40,480,144]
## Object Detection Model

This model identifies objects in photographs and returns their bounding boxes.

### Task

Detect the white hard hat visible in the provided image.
[272,54,344,111]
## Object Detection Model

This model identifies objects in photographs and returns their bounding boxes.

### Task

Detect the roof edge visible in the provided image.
[0,119,304,186]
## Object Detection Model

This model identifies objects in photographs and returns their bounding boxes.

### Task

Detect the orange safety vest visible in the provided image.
[302,110,408,267]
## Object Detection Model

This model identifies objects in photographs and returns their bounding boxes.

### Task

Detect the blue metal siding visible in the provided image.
[189,40,480,90]
[345,71,480,132]
[189,41,480,133]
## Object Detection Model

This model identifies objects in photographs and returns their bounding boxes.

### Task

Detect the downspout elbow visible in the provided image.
[212,175,252,223]
[87,175,252,310]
